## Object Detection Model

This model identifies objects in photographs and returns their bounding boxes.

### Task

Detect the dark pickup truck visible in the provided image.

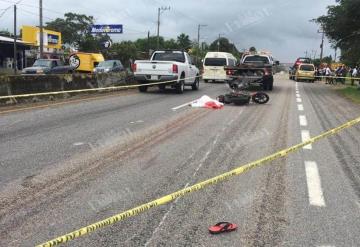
[21,59,75,74]
[225,63,275,91]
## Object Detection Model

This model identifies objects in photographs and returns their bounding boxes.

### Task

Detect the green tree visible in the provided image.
[209,37,239,57]
[106,41,138,67]
[164,38,179,49]
[249,46,257,53]
[0,29,11,37]
[315,0,360,65]
[177,33,192,50]
[46,12,106,52]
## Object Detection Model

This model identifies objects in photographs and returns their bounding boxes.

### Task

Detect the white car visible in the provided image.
[133,50,200,94]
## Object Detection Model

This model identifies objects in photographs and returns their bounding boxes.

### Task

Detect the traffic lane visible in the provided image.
[46,79,285,246]
[140,78,292,247]
[0,80,280,246]
[0,81,225,187]
[284,79,360,246]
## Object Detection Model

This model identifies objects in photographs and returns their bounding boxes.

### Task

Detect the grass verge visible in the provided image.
[336,86,360,104]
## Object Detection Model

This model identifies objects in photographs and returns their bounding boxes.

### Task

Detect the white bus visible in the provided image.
[202,52,237,83]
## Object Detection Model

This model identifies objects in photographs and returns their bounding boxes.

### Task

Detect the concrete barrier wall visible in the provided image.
[0,71,134,97]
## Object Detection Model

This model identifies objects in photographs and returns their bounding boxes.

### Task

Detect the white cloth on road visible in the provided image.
[190,95,223,109]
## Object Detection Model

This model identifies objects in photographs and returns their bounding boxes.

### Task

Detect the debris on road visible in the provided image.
[190,95,224,109]
[208,222,238,234]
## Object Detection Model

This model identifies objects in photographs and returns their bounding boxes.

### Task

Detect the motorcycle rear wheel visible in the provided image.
[252,92,269,104]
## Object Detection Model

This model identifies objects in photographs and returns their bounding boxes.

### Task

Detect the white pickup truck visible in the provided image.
[133,50,200,93]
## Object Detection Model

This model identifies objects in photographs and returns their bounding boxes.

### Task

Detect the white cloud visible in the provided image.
[0,0,336,61]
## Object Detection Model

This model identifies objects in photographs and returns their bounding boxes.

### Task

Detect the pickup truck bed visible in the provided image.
[225,63,274,91]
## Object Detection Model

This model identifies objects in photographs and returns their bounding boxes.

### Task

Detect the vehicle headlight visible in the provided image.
[22,69,26,73]
[105,68,110,72]
[93,68,97,72]
[36,69,44,73]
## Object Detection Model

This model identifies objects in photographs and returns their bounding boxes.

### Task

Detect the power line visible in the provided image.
[0,0,63,14]
[0,0,23,20]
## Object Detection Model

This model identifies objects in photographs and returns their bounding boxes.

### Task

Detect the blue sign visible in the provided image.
[48,34,59,44]
[90,24,123,34]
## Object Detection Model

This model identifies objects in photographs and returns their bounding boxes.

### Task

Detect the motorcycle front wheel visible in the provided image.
[252,92,269,104]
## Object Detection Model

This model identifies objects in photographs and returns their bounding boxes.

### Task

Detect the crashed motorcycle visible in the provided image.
[217,73,269,105]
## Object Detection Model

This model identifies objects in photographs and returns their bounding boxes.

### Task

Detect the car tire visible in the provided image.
[204,79,208,83]
[192,76,200,90]
[176,76,185,94]
[139,86,148,92]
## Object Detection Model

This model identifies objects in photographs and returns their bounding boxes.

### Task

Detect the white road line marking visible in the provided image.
[297,104,304,111]
[296,98,302,103]
[305,161,326,207]
[172,100,197,111]
[299,115,308,126]
[296,93,301,98]
[301,130,312,149]
[73,142,84,146]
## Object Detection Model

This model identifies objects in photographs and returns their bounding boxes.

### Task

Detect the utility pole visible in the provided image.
[147,30,150,56]
[217,34,220,52]
[157,6,170,49]
[197,24,207,64]
[318,29,325,63]
[39,0,44,58]
[13,4,17,74]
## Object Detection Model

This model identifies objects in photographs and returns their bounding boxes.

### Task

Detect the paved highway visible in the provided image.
[0,75,359,246]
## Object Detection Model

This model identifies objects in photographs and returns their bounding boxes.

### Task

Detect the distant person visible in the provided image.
[340,65,347,84]
[325,66,332,84]
[352,66,358,86]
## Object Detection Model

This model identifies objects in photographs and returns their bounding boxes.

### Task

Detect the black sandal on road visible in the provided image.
[208,222,237,234]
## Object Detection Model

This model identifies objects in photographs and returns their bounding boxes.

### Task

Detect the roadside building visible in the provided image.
[0,35,33,73]
[21,26,63,60]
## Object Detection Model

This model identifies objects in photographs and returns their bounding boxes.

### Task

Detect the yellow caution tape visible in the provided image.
[36,116,360,247]
[290,74,360,80]
[0,76,200,100]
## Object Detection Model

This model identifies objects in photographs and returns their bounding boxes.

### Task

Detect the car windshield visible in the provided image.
[97,61,116,67]
[204,58,227,66]
[152,52,185,63]
[243,56,270,63]
[33,60,52,67]
[300,65,315,71]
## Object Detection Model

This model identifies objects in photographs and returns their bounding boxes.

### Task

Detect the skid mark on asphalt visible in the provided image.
[144,108,244,246]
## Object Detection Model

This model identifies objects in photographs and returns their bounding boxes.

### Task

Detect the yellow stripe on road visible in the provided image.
[36,116,360,247]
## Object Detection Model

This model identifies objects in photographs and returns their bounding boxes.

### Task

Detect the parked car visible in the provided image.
[239,52,279,90]
[289,57,312,80]
[133,50,200,93]
[93,60,124,73]
[294,63,316,82]
[202,52,237,83]
[21,59,75,74]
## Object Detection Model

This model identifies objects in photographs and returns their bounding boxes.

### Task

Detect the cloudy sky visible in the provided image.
[0,0,336,62]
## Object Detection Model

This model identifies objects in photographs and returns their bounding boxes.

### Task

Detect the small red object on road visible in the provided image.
[208,222,238,234]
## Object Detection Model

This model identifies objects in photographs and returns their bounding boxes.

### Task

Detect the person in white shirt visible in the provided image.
[325,66,332,84]
[352,66,358,87]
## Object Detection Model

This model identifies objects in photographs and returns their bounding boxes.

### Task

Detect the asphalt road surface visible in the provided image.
[1,75,359,247]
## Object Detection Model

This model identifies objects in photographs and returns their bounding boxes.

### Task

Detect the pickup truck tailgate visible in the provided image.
[136,61,174,75]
